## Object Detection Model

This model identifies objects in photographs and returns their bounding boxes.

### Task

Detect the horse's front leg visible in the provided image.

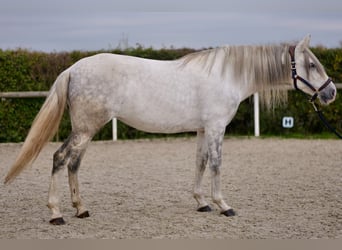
[206,128,236,217]
[193,130,211,212]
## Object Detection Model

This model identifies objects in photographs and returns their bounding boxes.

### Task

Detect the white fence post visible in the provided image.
[112,118,117,141]
[254,92,260,137]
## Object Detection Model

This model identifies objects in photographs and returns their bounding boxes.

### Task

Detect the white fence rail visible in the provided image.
[1,83,342,139]
[0,91,118,141]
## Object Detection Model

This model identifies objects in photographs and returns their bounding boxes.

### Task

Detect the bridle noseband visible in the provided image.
[288,45,332,102]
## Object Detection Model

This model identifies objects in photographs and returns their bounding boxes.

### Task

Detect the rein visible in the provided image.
[288,46,342,139]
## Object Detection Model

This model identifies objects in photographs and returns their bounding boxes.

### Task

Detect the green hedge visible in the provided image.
[0,46,341,142]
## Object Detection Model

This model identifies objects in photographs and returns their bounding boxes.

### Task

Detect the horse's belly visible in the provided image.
[118,107,202,134]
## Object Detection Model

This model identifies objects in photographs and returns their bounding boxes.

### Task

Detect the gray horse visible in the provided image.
[5,35,336,225]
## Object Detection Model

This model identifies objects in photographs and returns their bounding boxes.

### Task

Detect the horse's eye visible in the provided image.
[309,62,316,69]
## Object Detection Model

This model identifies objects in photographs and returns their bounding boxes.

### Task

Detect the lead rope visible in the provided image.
[310,100,342,139]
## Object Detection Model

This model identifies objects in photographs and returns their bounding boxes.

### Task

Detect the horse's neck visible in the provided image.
[222,44,291,105]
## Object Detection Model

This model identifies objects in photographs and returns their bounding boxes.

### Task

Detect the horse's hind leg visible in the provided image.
[47,132,91,225]
[67,140,90,219]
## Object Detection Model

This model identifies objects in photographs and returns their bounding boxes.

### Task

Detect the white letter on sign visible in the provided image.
[282,117,294,128]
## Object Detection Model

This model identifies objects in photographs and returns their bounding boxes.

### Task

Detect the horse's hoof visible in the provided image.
[77,211,90,218]
[49,217,66,225]
[197,205,212,212]
[221,208,236,217]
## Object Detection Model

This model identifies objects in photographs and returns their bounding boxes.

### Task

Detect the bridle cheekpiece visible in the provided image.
[288,45,332,102]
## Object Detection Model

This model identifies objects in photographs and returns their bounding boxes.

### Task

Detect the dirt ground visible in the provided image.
[0,138,341,239]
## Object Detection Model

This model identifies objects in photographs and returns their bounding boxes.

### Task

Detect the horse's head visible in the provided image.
[290,35,336,105]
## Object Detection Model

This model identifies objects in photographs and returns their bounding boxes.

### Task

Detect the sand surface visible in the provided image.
[0,138,341,239]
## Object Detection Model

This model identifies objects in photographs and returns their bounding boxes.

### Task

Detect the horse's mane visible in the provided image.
[180,45,293,108]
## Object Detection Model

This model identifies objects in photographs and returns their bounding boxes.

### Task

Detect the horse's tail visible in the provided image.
[4,69,70,184]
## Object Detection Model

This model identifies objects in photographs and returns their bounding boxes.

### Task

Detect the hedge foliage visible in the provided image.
[0,46,341,142]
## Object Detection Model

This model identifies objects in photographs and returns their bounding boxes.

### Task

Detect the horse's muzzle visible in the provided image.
[319,83,337,105]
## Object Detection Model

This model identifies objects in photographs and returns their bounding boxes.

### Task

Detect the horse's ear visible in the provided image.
[297,35,311,51]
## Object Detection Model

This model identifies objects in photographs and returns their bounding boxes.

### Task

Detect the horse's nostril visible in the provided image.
[331,89,336,97]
